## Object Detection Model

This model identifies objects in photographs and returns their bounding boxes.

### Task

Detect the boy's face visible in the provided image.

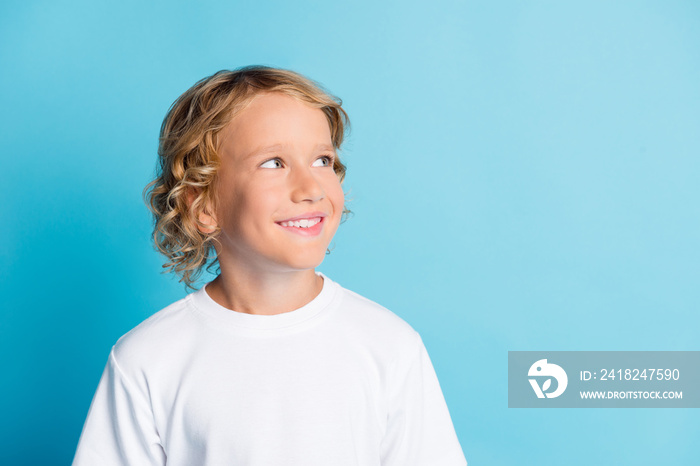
[208,92,345,274]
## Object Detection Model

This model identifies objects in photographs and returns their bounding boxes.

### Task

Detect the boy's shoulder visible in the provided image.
[339,284,413,327]
[111,293,197,371]
[334,281,422,350]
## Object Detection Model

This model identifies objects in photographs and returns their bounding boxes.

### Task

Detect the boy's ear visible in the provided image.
[187,188,218,234]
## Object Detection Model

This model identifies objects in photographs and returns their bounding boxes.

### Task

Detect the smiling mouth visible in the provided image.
[275,216,325,236]
[278,217,323,228]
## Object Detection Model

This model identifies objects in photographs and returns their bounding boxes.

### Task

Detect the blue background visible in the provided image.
[1,1,698,464]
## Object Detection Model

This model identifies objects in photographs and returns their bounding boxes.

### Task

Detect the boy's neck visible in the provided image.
[204,269,323,316]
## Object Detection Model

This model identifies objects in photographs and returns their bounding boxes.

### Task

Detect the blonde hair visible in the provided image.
[143,66,350,289]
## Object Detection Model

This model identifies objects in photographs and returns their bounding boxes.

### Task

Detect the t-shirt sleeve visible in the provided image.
[72,348,166,466]
[380,332,467,466]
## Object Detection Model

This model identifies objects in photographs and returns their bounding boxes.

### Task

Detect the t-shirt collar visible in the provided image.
[188,272,337,332]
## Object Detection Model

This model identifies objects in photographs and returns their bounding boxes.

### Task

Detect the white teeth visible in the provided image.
[280,217,321,228]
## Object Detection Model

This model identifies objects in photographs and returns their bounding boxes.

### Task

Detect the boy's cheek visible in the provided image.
[327,180,345,208]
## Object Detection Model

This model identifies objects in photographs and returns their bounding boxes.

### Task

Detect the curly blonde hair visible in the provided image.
[143,66,350,289]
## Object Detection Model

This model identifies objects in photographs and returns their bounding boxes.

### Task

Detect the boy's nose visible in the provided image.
[290,168,324,203]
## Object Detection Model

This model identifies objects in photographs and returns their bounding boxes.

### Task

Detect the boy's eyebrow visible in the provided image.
[245,143,335,159]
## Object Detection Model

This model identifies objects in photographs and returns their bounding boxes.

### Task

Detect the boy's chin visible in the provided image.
[278,250,330,272]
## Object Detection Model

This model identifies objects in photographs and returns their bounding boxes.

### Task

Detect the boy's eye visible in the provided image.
[312,155,333,167]
[260,158,283,169]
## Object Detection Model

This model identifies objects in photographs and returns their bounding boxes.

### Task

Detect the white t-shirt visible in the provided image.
[72,274,467,465]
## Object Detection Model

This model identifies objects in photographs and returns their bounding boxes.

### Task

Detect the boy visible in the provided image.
[72,66,467,465]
